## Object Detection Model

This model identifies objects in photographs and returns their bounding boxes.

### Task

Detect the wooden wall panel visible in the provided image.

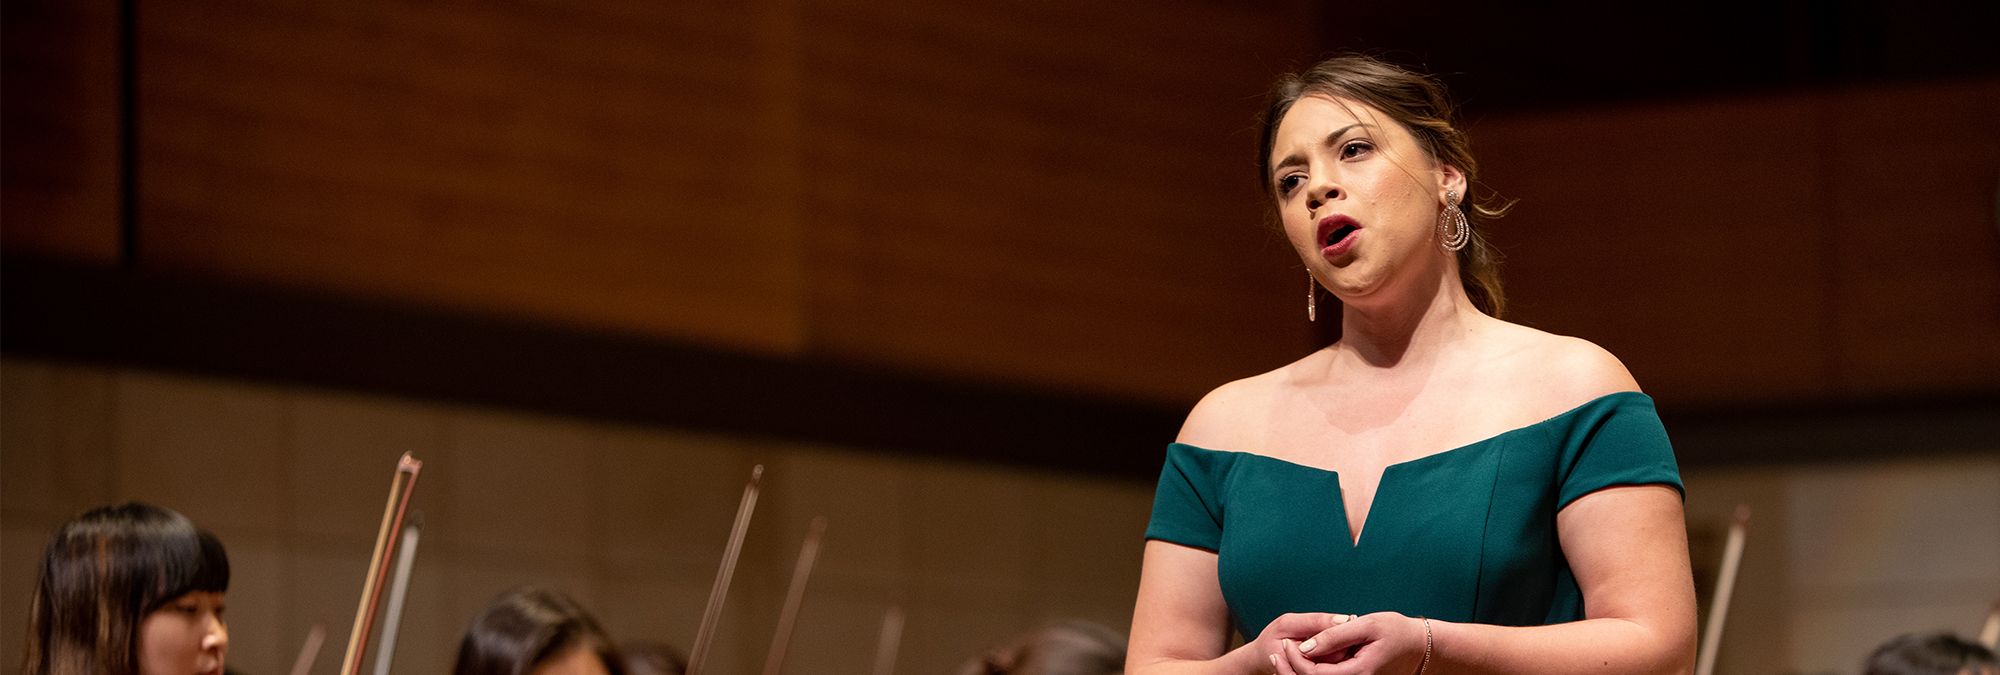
[1476,80,2000,407]
[16,1,1990,413]
[1476,96,1837,405]
[801,0,1316,403]
[1,1,122,264]
[1824,80,2000,395]
[138,1,805,352]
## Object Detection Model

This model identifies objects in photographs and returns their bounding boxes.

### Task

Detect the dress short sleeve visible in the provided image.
[1144,443,1237,552]
[1555,393,1685,510]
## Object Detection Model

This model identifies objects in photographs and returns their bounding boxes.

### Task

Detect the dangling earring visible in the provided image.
[1306,271,1318,322]
[1436,190,1469,252]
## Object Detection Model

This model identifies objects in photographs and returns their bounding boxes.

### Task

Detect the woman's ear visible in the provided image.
[1438,163,1467,202]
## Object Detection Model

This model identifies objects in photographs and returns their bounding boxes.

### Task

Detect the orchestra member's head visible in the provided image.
[1863,631,1999,675]
[617,640,686,675]
[453,586,624,675]
[24,502,231,675]
[955,619,1126,675]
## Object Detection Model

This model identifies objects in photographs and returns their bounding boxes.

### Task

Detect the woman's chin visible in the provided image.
[1324,276,1380,303]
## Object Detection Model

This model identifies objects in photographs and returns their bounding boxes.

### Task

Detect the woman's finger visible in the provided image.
[1322,638,1401,675]
[1268,612,1353,639]
[1298,614,1378,663]
[1294,613,1364,660]
[1270,648,1298,675]
[1283,637,1354,674]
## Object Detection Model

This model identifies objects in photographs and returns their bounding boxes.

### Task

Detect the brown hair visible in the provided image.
[955,620,1125,675]
[452,586,624,675]
[24,502,231,675]
[1862,632,1999,675]
[1258,54,1510,318]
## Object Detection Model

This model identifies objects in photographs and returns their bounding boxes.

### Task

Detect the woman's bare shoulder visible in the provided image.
[1488,322,1642,404]
[1174,355,1320,450]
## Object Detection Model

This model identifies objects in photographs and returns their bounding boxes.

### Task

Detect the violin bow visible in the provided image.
[870,606,905,675]
[686,464,764,675]
[288,624,326,675]
[370,513,424,675]
[338,453,424,675]
[761,516,827,675]
[1694,505,1749,675]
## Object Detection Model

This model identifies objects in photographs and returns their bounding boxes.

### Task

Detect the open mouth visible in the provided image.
[1325,223,1358,247]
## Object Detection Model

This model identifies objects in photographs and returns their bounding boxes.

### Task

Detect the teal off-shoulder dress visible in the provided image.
[1144,391,1683,636]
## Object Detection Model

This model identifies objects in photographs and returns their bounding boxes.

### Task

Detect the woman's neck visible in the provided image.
[1333,264,1484,370]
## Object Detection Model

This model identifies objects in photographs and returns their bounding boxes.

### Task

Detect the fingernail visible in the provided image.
[1298,638,1317,654]
[1269,654,1280,668]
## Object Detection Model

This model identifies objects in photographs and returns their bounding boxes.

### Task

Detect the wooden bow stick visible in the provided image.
[762,516,828,675]
[339,453,424,675]
[1695,505,1749,675]
[371,513,424,675]
[870,606,905,675]
[288,624,326,675]
[686,464,764,675]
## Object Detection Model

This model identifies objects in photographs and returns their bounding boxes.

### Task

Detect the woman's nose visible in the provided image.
[1306,178,1341,211]
[203,619,229,652]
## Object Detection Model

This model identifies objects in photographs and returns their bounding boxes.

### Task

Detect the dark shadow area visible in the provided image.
[1313,0,2000,115]
[10,257,1995,479]
[2,257,1186,478]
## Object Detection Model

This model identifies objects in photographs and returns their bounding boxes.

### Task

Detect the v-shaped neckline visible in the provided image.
[1179,436,1509,548]
[1326,436,1505,547]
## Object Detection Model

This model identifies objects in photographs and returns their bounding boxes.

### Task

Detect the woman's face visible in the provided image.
[1268,95,1463,308]
[137,591,228,675]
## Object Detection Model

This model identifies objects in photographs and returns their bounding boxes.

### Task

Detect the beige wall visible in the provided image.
[0,357,1156,675]
[1682,459,2000,675]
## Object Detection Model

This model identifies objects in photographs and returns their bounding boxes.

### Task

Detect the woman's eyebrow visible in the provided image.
[1322,123,1372,146]
[1274,123,1373,173]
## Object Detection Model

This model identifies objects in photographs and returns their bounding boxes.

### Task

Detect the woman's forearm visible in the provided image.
[1128,642,1268,675]
[1430,616,1694,675]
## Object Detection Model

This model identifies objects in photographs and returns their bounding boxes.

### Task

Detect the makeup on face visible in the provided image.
[138,591,227,675]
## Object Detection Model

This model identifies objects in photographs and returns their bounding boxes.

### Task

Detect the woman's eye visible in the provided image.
[1277,174,1305,194]
[1341,141,1373,159]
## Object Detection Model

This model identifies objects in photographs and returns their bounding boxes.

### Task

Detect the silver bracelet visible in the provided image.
[1416,617,1433,675]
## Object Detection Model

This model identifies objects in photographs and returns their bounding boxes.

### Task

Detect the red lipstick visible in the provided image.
[1317,215,1362,258]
